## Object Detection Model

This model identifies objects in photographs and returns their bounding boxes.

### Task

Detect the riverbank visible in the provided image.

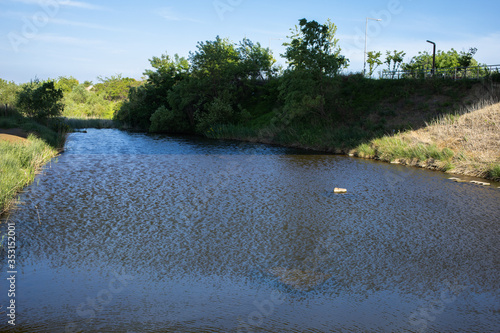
[0,116,65,215]
[203,81,500,182]
[352,100,500,180]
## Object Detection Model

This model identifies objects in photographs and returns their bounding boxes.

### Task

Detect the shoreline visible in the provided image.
[0,128,63,216]
[204,101,500,183]
[218,135,500,183]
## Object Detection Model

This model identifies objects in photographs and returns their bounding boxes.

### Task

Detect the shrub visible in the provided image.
[16,80,64,120]
[149,105,191,133]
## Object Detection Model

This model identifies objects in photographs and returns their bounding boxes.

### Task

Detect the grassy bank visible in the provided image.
[352,100,500,180]
[0,115,65,214]
[204,79,500,181]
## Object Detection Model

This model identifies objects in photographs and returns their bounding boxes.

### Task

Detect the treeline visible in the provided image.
[116,19,352,134]
[2,18,496,140]
[115,18,494,139]
[366,47,483,78]
[0,74,141,120]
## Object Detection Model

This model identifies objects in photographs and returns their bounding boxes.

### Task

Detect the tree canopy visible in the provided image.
[16,79,64,119]
[282,18,348,76]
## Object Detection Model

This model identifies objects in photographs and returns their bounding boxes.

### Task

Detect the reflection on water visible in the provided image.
[1,129,499,332]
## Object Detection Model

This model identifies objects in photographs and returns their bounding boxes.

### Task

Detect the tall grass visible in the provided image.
[0,135,58,214]
[354,99,500,179]
[64,117,118,129]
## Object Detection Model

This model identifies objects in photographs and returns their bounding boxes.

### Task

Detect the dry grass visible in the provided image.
[418,100,500,164]
[355,100,500,180]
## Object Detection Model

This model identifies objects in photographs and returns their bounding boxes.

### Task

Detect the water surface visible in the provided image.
[1,129,499,332]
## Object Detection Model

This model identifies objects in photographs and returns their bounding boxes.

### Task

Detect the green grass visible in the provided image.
[365,136,455,163]
[356,143,376,158]
[0,135,58,214]
[64,117,118,129]
[0,114,66,214]
[488,164,500,181]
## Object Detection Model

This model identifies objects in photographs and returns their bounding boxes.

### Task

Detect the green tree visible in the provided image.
[238,38,276,81]
[366,51,383,78]
[177,36,272,133]
[190,36,240,99]
[149,105,191,133]
[282,18,348,75]
[384,50,406,78]
[115,53,189,129]
[93,74,141,101]
[402,48,480,77]
[458,47,478,69]
[55,76,79,94]
[16,79,64,119]
[0,79,20,108]
[279,18,348,121]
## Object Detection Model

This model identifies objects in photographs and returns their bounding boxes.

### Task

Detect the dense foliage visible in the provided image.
[402,48,480,74]
[1,18,492,136]
[115,36,275,133]
[16,79,64,119]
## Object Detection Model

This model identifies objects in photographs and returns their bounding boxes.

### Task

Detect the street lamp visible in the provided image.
[364,17,382,77]
[426,40,436,76]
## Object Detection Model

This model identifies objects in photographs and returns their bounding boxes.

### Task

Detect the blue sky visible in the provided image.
[1,0,499,83]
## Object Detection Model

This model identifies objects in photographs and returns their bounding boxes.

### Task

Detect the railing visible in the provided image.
[380,64,500,80]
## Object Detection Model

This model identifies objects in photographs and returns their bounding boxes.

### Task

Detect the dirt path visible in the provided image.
[0,128,29,143]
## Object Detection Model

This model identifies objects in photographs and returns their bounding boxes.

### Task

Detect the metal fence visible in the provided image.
[380,64,500,80]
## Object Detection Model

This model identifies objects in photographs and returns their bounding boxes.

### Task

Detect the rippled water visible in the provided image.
[1,129,499,332]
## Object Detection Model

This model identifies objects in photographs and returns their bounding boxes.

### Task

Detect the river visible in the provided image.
[1,128,499,332]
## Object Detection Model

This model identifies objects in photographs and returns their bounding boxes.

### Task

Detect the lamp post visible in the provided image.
[426,40,436,76]
[364,17,382,77]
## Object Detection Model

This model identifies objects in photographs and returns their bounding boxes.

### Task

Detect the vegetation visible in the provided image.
[115,37,275,133]
[0,134,58,214]
[16,79,64,119]
[111,17,499,180]
[0,111,64,214]
[399,47,484,78]
[352,100,500,180]
[2,17,499,190]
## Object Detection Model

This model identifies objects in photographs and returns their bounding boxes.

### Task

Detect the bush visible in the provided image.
[16,80,64,120]
[149,105,191,133]
[195,96,243,133]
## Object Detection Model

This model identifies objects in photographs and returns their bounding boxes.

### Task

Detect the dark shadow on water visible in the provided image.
[66,128,333,156]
